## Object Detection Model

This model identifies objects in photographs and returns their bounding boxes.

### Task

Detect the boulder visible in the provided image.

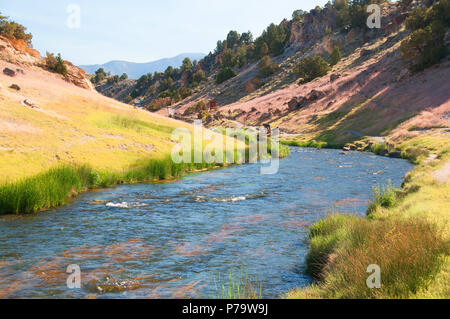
[288,98,300,111]
[389,152,402,159]
[379,149,389,157]
[307,90,326,102]
[3,67,16,77]
[288,96,307,111]
[360,49,372,57]
[330,74,341,83]
[9,84,20,91]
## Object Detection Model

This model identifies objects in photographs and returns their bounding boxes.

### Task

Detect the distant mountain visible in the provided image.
[79,53,206,79]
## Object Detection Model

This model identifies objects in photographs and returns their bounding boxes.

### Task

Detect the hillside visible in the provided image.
[0,40,228,183]
[155,1,449,148]
[96,1,449,151]
[80,53,206,79]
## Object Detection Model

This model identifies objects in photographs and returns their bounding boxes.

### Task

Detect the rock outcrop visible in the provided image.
[0,35,93,91]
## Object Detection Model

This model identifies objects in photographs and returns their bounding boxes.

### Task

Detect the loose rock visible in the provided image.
[3,67,16,77]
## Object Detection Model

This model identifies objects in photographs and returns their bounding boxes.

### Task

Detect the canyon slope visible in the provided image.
[0,37,215,182]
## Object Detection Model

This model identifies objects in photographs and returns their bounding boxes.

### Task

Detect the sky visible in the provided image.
[1,0,328,65]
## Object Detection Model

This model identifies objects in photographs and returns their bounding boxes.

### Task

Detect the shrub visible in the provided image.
[255,23,289,56]
[292,9,306,23]
[401,0,449,72]
[216,67,237,84]
[401,22,446,72]
[221,49,237,68]
[120,73,128,81]
[184,100,208,116]
[405,7,429,31]
[0,13,33,45]
[367,180,398,214]
[257,55,279,77]
[177,87,193,100]
[295,56,330,83]
[91,68,107,84]
[329,46,341,66]
[193,70,206,83]
[45,52,68,76]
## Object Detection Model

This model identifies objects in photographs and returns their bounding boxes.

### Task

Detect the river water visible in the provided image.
[0,148,413,298]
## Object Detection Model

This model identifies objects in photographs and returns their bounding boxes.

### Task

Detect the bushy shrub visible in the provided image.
[401,22,446,72]
[91,68,107,84]
[295,56,330,83]
[329,45,342,66]
[255,23,289,56]
[45,52,68,76]
[184,100,208,116]
[221,49,237,68]
[0,13,33,45]
[193,70,206,83]
[257,55,279,77]
[367,180,398,214]
[216,67,237,84]
[401,0,449,72]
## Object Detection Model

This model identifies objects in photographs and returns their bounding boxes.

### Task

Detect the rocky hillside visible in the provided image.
[88,1,449,153]
[0,29,227,182]
[0,35,93,91]
[156,0,448,147]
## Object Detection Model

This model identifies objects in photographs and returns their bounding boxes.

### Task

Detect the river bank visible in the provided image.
[0,147,411,298]
[285,131,450,299]
[0,141,289,215]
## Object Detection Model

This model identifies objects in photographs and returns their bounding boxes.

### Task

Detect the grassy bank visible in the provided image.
[0,155,219,214]
[0,135,288,215]
[286,132,450,299]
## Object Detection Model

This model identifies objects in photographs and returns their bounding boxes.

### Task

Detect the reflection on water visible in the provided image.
[0,148,413,299]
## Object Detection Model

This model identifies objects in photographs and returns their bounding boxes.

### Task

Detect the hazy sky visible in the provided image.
[2,0,328,65]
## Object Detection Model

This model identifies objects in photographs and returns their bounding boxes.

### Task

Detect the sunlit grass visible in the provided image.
[215,266,263,299]
[287,215,447,299]
[287,132,450,299]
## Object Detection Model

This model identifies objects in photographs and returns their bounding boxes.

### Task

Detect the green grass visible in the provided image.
[287,214,448,299]
[102,115,176,135]
[0,141,289,215]
[0,154,219,215]
[281,140,329,149]
[286,132,450,299]
[215,266,263,299]
[367,180,398,215]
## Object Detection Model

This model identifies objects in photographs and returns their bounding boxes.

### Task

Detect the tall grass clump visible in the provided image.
[0,165,93,214]
[367,180,398,215]
[294,215,448,299]
[215,266,263,299]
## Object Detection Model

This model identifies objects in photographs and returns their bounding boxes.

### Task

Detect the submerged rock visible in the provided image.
[85,276,142,294]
